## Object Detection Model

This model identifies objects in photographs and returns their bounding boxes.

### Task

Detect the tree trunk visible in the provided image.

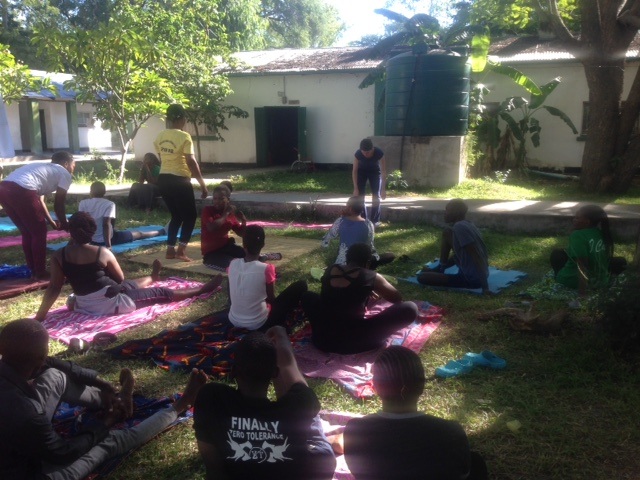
[634,222,640,269]
[579,59,624,192]
[118,139,131,183]
[194,122,203,165]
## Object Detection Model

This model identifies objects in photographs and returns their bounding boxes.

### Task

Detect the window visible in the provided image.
[77,112,92,128]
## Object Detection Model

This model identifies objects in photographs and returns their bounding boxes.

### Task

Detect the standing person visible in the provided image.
[321,195,394,269]
[302,243,418,354]
[79,182,166,248]
[194,327,336,480]
[344,346,487,480]
[155,104,208,262]
[353,138,386,225]
[0,318,208,480]
[417,199,490,294]
[551,204,613,295]
[0,152,75,280]
[201,183,246,270]
[128,152,161,212]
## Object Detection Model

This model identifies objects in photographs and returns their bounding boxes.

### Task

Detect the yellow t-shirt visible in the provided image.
[154,129,194,178]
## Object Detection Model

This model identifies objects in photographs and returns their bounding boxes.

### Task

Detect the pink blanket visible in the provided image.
[0,229,69,248]
[250,220,332,230]
[42,277,220,344]
[292,300,442,398]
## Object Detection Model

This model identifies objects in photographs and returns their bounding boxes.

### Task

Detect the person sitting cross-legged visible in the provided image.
[0,318,208,480]
[302,243,418,354]
[417,198,490,294]
[344,345,488,480]
[321,195,394,269]
[79,181,166,249]
[194,327,336,480]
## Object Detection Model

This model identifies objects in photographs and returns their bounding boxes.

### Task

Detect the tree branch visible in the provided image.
[533,0,580,49]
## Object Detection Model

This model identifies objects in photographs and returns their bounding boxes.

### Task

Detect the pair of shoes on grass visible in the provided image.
[435,350,506,378]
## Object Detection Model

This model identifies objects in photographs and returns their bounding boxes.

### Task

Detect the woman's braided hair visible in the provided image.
[68,211,97,245]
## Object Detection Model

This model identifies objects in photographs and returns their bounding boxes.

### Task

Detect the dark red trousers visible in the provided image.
[0,181,49,276]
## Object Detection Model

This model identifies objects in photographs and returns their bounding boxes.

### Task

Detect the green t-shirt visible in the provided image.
[556,227,609,289]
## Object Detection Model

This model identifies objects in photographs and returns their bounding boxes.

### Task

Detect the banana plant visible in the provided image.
[497,76,578,169]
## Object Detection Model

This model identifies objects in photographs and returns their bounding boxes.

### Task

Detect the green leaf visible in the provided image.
[487,60,542,96]
[500,111,525,142]
[529,77,561,109]
[543,106,579,134]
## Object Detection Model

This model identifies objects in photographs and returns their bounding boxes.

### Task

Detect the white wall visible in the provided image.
[133,72,375,164]
[6,101,22,150]
[40,101,69,149]
[475,59,640,169]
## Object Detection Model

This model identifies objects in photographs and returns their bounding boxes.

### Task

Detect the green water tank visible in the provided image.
[385,51,471,136]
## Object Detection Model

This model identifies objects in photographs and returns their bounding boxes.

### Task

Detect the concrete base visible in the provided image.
[372,135,467,188]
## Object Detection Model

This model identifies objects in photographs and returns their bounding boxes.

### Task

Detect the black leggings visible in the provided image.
[157,174,196,247]
[301,292,419,354]
[259,280,308,332]
[203,239,245,269]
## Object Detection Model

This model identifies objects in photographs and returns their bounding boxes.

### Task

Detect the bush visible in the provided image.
[386,170,409,190]
[590,272,640,353]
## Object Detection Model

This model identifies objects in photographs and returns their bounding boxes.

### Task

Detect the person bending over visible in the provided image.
[0,318,208,480]
[227,225,307,331]
[302,243,418,354]
[79,181,166,249]
[201,183,247,270]
[321,195,394,269]
[194,327,336,480]
[35,212,221,320]
[551,204,615,295]
[0,151,75,280]
[344,346,487,480]
[352,138,386,225]
[417,199,489,294]
[128,152,161,212]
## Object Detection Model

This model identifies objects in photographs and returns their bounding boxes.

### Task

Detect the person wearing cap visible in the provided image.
[154,104,209,262]
[0,151,75,280]
[352,138,386,226]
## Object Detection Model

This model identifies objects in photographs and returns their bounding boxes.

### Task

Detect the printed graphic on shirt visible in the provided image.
[157,140,177,154]
[226,416,291,464]
[589,238,604,253]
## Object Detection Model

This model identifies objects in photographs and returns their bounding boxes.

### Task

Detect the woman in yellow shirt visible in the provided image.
[154,104,209,261]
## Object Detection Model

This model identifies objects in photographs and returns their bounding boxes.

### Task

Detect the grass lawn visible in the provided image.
[1,179,639,479]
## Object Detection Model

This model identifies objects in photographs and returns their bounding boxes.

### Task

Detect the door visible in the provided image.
[39,109,48,151]
[254,106,307,166]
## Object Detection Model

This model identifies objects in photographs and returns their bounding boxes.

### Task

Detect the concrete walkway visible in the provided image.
[57,167,640,242]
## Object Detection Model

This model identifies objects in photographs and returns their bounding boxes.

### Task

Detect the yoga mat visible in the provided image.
[399,261,528,295]
[41,277,220,344]
[0,264,31,279]
[250,220,332,230]
[291,299,442,398]
[0,214,70,232]
[129,236,320,276]
[0,229,69,248]
[0,277,49,299]
[54,394,192,479]
[47,227,201,254]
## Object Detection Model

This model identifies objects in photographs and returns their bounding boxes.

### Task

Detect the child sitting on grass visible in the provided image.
[227,225,307,331]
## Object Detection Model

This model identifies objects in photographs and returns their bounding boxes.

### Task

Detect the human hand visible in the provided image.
[200,188,208,199]
[380,190,386,200]
[237,210,247,222]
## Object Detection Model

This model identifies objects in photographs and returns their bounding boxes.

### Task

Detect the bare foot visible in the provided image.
[199,274,223,294]
[173,369,208,414]
[166,247,176,259]
[151,259,162,282]
[175,253,193,262]
[119,368,135,418]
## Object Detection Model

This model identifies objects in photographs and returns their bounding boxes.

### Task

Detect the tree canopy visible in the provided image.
[0,42,43,101]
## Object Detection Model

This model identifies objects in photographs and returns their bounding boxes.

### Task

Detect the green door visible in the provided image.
[254,107,267,167]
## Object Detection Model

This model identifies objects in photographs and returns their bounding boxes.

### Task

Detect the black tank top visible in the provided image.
[61,246,118,296]
[320,265,377,320]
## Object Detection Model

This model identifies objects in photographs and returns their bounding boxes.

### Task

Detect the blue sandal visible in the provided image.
[435,358,474,378]
[464,350,506,370]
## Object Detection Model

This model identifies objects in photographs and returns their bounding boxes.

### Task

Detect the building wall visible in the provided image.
[133,72,375,165]
[6,101,22,150]
[476,59,640,169]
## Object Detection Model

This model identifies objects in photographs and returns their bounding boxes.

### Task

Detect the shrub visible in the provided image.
[386,170,409,190]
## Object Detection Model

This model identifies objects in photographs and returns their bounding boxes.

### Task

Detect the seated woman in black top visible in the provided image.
[302,243,418,354]
[35,212,221,320]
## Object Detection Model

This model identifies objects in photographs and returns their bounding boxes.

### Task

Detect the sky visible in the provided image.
[325,0,416,47]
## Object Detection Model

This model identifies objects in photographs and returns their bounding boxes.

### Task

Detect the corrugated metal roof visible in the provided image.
[229,47,380,75]
[25,70,76,101]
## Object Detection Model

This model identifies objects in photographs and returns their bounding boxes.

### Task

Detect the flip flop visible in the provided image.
[310,267,324,280]
[435,358,474,378]
[464,350,506,370]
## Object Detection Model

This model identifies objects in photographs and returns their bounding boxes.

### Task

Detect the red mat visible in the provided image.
[0,278,49,299]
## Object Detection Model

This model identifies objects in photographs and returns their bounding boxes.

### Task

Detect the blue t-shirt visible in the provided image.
[354,147,384,173]
[452,220,488,285]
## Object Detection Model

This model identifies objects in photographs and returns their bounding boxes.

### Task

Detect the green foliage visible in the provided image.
[386,169,409,190]
[261,0,345,48]
[483,169,511,184]
[0,43,46,101]
[31,0,236,182]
